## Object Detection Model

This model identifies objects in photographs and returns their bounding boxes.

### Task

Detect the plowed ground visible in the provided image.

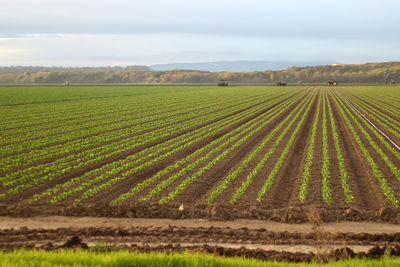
[1,86,400,262]
[1,88,399,223]
[1,216,400,262]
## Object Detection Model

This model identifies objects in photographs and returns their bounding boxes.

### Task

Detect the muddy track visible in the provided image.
[2,201,400,223]
[1,226,400,246]
[1,218,400,262]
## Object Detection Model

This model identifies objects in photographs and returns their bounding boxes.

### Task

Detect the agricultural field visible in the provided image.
[1,85,399,220]
[0,85,400,263]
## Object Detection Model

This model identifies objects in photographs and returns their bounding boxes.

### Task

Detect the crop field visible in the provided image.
[1,84,400,263]
[0,85,399,221]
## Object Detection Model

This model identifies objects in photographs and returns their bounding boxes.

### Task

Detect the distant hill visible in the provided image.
[0,61,399,84]
[150,61,333,72]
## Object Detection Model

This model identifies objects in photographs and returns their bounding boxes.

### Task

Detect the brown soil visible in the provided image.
[0,216,399,262]
[1,88,400,226]
[327,92,387,210]
[87,94,299,205]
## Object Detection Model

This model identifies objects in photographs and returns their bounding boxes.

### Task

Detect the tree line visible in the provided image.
[0,62,399,84]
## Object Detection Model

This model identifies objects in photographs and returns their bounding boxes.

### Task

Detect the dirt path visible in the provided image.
[1,216,399,262]
[1,216,399,234]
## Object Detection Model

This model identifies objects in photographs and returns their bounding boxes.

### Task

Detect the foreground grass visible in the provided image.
[0,250,400,267]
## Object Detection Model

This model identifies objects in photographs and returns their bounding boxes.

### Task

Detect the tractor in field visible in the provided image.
[276,81,287,87]
[217,79,229,86]
[325,80,338,86]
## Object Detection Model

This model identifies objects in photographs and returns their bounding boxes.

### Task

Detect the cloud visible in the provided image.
[0,33,399,66]
[1,0,399,41]
[0,0,399,65]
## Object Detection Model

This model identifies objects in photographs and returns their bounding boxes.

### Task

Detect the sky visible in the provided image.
[0,0,400,66]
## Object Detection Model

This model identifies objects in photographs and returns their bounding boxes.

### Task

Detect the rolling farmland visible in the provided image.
[0,85,399,222]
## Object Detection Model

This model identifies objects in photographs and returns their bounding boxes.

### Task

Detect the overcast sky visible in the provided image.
[1,0,399,66]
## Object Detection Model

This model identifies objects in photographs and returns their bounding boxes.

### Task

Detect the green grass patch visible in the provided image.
[1,249,400,267]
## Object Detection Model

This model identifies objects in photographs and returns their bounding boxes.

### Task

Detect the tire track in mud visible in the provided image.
[1,221,400,263]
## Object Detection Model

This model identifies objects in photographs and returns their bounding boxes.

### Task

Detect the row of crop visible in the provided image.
[320,90,334,204]
[0,86,282,131]
[1,101,256,196]
[325,90,354,204]
[3,94,285,197]
[0,95,214,147]
[1,92,259,147]
[346,95,400,141]
[229,90,318,205]
[256,89,317,202]
[0,92,271,173]
[33,95,284,202]
[1,93,249,158]
[206,89,316,206]
[43,92,293,203]
[339,86,400,114]
[0,86,214,128]
[0,93,187,135]
[365,95,400,115]
[330,89,399,206]
[114,92,305,205]
[347,93,400,129]
[162,91,314,205]
[1,93,253,155]
[297,90,322,202]
[346,97,400,161]
[0,93,171,131]
[22,91,300,202]
[334,92,400,182]
[356,95,400,125]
